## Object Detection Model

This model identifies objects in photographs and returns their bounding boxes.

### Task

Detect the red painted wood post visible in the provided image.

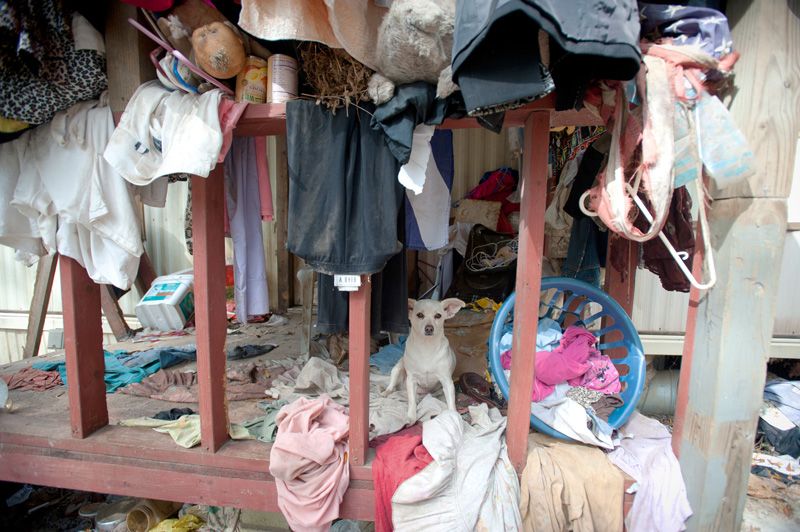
[349,276,372,466]
[61,256,108,438]
[507,111,550,471]
[671,222,705,456]
[192,167,229,452]
[604,235,637,317]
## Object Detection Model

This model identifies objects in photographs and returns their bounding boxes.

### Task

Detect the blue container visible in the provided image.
[488,277,645,440]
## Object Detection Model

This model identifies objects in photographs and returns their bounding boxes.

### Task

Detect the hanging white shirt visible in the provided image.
[11,96,143,289]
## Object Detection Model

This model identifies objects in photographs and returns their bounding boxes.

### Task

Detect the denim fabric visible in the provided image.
[562,217,602,287]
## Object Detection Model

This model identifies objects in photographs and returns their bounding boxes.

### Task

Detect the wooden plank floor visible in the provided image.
[0,309,375,519]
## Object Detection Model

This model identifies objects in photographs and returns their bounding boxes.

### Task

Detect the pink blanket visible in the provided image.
[269,395,350,532]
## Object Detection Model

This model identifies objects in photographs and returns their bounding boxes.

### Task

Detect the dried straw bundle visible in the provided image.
[298,42,373,112]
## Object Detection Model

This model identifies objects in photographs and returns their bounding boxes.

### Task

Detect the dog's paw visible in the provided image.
[406,413,418,425]
[381,388,393,398]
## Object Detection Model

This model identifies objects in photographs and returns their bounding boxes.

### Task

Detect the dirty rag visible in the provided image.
[2,367,62,391]
[391,405,521,531]
[607,412,692,531]
[120,414,251,448]
[520,432,624,531]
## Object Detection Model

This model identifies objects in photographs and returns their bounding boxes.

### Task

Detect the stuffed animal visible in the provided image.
[368,0,457,104]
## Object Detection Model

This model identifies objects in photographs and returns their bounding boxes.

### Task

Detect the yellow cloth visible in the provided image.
[0,116,29,133]
[120,415,252,448]
[467,297,501,313]
[520,433,624,532]
[149,514,204,531]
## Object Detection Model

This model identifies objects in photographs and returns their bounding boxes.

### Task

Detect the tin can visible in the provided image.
[267,54,299,103]
[235,55,268,103]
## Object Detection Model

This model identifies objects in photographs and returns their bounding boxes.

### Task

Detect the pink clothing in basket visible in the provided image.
[502,326,620,401]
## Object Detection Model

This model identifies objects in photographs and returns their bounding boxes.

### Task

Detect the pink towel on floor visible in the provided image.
[502,326,620,401]
[269,395,350,532]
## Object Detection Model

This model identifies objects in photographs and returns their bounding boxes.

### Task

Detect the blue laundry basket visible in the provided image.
[488,277,645,440]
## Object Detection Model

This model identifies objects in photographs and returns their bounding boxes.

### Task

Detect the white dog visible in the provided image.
[383,297,465,421]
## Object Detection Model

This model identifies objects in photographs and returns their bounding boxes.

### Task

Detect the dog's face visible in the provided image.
[408,298,465,338]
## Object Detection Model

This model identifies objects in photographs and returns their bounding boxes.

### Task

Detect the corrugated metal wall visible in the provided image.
[1,130,798,363]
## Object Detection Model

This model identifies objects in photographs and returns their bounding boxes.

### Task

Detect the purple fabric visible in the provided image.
[639,4,734,59]
[501,326,620,401]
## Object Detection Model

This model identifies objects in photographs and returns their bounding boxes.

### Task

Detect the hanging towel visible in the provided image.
[404,129,454,250]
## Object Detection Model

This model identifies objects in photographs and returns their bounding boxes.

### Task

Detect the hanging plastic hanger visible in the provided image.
[128,18,234,96]
[579,176,717,290]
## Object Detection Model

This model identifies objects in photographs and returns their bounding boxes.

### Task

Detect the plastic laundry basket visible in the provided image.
[488,277,645,440]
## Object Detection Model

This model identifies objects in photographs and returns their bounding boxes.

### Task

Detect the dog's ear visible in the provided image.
[440,298,465,319]
[408,299,417,314]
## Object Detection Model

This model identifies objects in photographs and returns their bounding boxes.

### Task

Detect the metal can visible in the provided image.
[267,54,299,104]
[235,55,268,103]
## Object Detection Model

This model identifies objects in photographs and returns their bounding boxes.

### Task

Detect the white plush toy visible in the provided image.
[368,0,458,104]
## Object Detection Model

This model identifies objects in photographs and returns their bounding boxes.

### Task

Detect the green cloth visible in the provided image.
[120,415,252,448]
[33,349,162,392]
[241,399,288,443]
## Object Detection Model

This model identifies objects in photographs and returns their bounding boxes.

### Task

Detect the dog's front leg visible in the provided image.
[405,376,418,423]
[383,361,404,397]
[439,375,456,411]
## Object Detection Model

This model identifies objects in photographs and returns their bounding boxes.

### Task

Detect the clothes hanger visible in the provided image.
[128,17,234,96]
[578,177,717,290]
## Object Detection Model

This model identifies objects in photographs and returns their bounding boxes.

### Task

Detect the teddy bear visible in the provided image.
[367,0,458,104]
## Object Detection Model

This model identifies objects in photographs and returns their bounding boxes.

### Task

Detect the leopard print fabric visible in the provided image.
[0,0,107,124]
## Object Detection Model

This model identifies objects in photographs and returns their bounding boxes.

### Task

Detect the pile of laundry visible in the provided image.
[500,318,623,448]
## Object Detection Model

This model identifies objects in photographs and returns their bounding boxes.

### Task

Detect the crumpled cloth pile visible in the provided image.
[269,395,350,532]
[266,356,447,438]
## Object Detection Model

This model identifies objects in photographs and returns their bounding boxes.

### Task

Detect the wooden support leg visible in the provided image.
[23,253,59,358]
[192,168,229,452]
[134,251,158,296]
[507,111,550,471]
[297,266,315,357]
[603,235,638,360]
[675,198,786,531]
[348,276,372,466]
[275,135,291,314]
[603,235,637,316]
[672,221,705,456]
[61,256,107,438]
[100,285,133,341]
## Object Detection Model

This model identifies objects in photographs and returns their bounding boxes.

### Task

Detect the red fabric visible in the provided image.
[2,367,62,391]
[254,136,274,221]
[372,427,434,532]
[466,168,518,202]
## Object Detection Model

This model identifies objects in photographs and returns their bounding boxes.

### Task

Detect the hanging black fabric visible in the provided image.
[286,99,404,275]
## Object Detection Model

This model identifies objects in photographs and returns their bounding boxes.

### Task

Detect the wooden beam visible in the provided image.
[23,253,58,358]
[134,251,158,296]
[297,266,315,357]
[192,168,229,452]
[720,0,800,200]
[60,256,107,438]
[348,276,372,467]
[676,198,786,531]
[104,1,156,114]
[0,444,375,521]
[506,111,550,470]
[604,235,637,316]
[274,135,291,314]
[100,285,133,341]
[672,221,705,456]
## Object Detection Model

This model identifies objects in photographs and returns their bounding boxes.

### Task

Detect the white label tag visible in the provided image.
[334,275,361,292]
